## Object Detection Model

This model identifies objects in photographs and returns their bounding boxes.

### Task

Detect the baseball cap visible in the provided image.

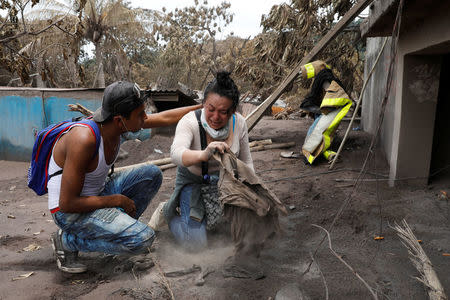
[93,81,144,122]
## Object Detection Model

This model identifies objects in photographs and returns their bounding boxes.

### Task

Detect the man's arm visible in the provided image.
[57,127,136,216]
[143,104,202,128]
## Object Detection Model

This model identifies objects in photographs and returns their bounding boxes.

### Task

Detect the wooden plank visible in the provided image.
[250,142,296,152]
[245,0,373,132]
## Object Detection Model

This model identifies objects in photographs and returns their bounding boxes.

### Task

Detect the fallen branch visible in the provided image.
[149,251,175,300]
[250,142,295,152]
[309,251,329,300]
[335,183,355,188]
[159,163,177,171]
[164,264,201,278]
[249,139,272,148]
[392,220,447,300]
[68,103,93,116]
[195,266,215,286]
[143,157,172,166]
[312,224,379,300]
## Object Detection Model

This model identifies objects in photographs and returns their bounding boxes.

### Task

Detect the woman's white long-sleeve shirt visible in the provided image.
[170,111,254,176]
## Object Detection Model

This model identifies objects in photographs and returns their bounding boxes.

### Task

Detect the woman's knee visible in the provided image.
[170,218,207,251]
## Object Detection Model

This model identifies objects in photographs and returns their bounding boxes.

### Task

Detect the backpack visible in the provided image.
[27,119,101,196]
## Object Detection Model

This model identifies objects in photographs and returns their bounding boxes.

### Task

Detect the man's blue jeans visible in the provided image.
[169,184,208,251]
[52,164,162,255]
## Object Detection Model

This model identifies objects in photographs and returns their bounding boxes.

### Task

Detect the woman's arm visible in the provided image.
[237,117,254,171]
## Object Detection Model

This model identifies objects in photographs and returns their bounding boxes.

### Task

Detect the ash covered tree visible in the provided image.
[151,0,234,90]
[234,0,364,101]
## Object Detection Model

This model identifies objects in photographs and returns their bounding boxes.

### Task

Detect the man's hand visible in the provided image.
[117,194,136,218]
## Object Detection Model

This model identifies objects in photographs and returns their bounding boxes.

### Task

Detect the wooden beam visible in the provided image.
[245,0,373,132]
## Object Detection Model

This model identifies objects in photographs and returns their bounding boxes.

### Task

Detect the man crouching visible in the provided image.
[48,81,201,273]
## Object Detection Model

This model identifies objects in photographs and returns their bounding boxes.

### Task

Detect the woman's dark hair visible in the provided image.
[203,71,240,110]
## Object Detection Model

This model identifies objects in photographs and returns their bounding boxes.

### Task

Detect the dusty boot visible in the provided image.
[51,229,87,274]
[148,201,168,231]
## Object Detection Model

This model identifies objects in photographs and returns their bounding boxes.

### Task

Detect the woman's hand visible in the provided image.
[201,141,230,161]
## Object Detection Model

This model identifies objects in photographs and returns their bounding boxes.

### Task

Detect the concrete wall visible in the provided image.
[389,55,441,185]
[362,37,394,163]
[389,2,450,185]
[363,2,450,185]
[0,88,103,161]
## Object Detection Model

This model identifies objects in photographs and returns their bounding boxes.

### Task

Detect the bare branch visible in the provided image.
[19,0,31,32]
[32,42,69,59]
[2,42,33,60]
[149,250,175,300]
[0,6,14,31]
[0,16,66,44]
[309,251,329,300]
[237,36,250,56]
[54,22,79,37]
[311,224,379,300]
[268,56,288,69]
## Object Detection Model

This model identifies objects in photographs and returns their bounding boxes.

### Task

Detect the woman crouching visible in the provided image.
[162,71,253,251]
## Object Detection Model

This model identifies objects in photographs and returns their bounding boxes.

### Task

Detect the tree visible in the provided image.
[234,0,364,102]
[2,0,157,87]
[0,0,81,86]
[94,6,158,87]
[45,0,157,87]
[151,0,234,90]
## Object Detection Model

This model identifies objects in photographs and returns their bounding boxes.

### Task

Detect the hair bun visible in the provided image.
[216,71,233,89]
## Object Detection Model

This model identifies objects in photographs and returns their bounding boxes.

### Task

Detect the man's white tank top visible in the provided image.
[47,129,115,210]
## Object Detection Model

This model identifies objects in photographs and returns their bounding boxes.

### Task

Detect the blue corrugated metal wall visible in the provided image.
[0,89,102,161]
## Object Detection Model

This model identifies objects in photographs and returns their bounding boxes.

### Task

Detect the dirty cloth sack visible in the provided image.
[213,151,287,257]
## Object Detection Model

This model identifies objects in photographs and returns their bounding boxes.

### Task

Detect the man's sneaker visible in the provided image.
[51,229,87,274]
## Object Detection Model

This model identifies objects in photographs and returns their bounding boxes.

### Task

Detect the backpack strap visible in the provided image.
[195,109,209,183]
[47,119,101,180]
[77,119,101,157]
